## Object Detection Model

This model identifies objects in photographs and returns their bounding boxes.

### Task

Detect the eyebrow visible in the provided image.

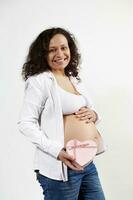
[49,44,68,48]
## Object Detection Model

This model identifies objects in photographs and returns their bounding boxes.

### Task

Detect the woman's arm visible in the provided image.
[74,80,101,124]
[17,76,63,159]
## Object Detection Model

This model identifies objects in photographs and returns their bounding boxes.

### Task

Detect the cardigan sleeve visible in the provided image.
[17,76,63,159]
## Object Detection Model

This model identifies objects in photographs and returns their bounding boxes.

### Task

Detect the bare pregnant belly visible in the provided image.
[63,114,102,147]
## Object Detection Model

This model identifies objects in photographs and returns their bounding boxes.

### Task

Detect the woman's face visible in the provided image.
[47,34,71,72]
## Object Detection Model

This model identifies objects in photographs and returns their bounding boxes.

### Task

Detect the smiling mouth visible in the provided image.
[53,58,68,63]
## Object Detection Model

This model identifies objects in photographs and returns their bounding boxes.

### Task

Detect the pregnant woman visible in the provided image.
[18,27,106,200]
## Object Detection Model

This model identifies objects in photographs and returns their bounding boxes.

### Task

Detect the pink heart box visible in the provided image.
[66,139,97,167]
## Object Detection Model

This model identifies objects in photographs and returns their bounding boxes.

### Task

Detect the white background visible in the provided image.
[0,0,133,199]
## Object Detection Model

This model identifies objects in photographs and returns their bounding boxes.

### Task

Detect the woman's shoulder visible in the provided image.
[26,71,51,83]
[70,77,86,90]
[70,76,82,85]
[25,71,51,91]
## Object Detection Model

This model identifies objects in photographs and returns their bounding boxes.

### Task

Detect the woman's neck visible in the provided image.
[52,70,67,78]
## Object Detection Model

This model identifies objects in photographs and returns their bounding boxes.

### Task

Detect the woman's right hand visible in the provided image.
[57,149,84,171]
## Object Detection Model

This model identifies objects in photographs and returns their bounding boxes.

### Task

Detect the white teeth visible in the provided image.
[54,60,64,64]
[55,59,64,62]
[53,58,67,64]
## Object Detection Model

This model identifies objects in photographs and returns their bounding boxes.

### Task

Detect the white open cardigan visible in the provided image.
[17,71,101,182]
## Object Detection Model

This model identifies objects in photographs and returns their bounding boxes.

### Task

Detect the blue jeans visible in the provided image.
[36,162,105,200]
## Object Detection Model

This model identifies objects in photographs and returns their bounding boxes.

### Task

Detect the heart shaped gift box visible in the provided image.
[66,139,97,167]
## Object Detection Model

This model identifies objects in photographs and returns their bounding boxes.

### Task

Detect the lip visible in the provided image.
[54,58,65,62]
[53,58,68,63]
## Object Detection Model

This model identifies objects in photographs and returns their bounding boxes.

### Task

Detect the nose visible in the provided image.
[56,48,63,58]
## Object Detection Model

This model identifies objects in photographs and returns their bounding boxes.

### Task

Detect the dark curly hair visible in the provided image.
[21,27,81,81]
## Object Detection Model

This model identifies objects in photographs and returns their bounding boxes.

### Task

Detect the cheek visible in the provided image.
[47,55,52,64]
[68,52,71,61]
[67,51,70,56]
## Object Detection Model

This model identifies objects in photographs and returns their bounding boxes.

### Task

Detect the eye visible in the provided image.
[61,46,67,50]
[49,49,55,53]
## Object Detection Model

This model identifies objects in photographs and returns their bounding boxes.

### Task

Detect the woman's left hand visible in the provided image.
[74,106,97,124]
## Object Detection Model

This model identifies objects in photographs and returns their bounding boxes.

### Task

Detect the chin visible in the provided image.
[53,65,68,70]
